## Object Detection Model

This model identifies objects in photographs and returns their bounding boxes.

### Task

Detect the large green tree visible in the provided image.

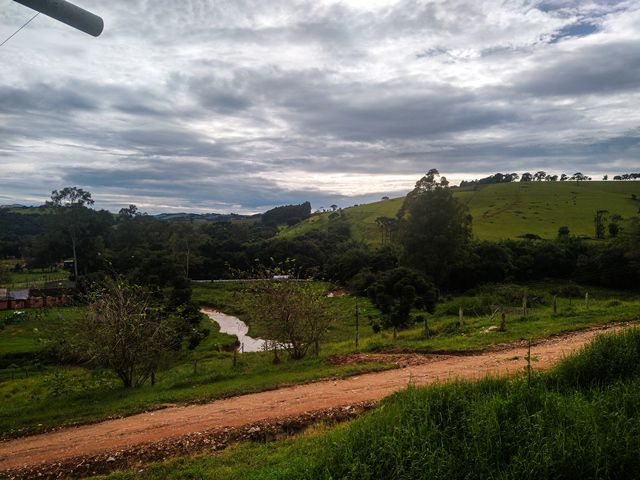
[367,267,439,338]
[399,172,472,285]
[46,187,95,279]
[79,278,177,388]
[244,278,332,360]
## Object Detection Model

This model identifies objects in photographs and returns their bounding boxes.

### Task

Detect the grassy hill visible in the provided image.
[279,181,640,242]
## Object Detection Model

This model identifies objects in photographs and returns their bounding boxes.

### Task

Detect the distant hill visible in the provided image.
[1,205,259,223]
[153,212,258,222]
[0,204,26,209]
[278,181,640,243]
[1,205,52,215]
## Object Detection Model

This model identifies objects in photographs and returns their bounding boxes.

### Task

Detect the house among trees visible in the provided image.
[0,288,29,310]
[62,259,75,271]
[0,285,74,311]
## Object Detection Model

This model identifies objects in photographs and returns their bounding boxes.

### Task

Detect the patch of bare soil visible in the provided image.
[326,289,349,297]
[326,352,442,367]
[0,322,635,479]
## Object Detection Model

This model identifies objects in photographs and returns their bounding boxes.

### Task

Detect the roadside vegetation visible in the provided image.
[95,327,640,480]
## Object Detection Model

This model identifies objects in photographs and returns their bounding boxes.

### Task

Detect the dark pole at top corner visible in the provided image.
[13,0,104,37]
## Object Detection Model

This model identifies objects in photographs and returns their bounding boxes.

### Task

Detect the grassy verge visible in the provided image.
[95,328,640,480]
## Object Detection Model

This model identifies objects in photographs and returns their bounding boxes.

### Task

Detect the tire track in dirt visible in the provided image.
[0,323,633,477]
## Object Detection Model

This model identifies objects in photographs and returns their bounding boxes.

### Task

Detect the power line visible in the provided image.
[0,11,39,48]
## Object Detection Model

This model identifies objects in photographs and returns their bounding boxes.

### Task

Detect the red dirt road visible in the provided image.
[0,324,629,474]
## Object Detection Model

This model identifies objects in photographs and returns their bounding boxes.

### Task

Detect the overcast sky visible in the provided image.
[1,0,639,213]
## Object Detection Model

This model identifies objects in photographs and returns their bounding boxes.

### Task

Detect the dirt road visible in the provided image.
[0,324,629,476]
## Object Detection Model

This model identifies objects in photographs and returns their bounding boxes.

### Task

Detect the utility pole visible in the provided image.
[355,298,360,353]
[527,339,532,388]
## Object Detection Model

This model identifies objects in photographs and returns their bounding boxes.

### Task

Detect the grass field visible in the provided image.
[95,328,640,480]
[0,307,84,358]
[278,181,640,243]
[0,259,69,288]
[1,280,639,437]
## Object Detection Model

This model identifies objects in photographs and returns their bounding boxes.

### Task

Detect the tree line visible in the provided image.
[459,171,640,187]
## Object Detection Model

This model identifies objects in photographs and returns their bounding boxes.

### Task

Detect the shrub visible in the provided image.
[557,284,583,298]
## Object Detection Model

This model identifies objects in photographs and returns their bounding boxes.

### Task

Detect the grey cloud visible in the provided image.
[288,90,522,141]
[0,83,98,115]
[249,70,525,140]
[115,129,232,157]
[3,0,640,213]
[515,41,640,96]
[179,73,253,114]
[61,162,362,212]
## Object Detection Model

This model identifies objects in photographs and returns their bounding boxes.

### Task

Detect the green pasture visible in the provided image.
[278,181,640,243]
[0,307,83,357]
[0,295,389,437]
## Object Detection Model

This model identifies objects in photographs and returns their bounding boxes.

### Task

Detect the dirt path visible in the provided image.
[0,324,630,476]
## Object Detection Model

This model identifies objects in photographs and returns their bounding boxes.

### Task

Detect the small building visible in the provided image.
[8,289,29,309]
[0,289,7,311]
[62,259,75,272]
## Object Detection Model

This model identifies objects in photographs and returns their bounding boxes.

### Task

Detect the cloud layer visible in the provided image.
[1,0,639,213]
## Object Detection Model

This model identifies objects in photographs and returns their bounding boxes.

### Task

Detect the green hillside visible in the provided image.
[279,182,640,242]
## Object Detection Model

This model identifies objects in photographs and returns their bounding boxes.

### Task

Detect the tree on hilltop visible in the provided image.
[534,171,547,181]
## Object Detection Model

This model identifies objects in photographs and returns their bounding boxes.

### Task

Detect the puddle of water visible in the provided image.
[201,308,267,353]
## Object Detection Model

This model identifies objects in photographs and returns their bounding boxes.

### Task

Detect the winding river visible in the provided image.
[201,308,267,353]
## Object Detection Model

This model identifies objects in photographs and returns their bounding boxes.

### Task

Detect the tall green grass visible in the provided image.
[549,327,640,390]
